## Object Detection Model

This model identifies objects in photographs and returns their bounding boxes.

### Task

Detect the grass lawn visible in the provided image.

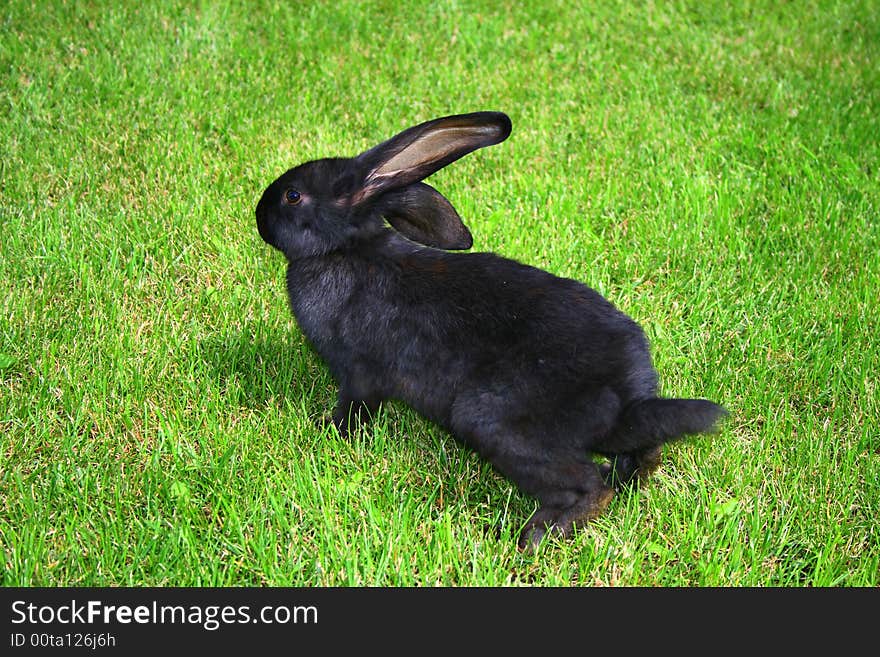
[1,0,878,586]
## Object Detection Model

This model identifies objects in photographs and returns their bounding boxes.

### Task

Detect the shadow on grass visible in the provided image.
[196,323,333,411]
[198,323,531,547]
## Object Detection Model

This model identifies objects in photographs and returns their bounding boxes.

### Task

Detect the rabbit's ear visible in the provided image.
[379,182,473,250]
[353,111,511,204]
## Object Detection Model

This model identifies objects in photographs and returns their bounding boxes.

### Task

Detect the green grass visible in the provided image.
[1,0,878,586]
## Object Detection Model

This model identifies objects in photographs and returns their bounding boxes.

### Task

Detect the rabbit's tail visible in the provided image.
[598,398,727,453]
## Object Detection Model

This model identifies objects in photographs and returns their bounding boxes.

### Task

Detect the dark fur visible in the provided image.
[255,111,726,550]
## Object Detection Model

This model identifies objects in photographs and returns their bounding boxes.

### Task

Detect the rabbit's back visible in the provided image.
[287,231,657,439]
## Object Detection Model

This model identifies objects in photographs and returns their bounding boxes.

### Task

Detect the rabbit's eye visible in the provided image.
[284,189,302,205]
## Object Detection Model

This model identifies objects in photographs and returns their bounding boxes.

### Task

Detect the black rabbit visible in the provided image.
[255,111,726,550]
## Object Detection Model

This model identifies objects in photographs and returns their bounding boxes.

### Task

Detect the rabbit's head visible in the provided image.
[256,111,511,260]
